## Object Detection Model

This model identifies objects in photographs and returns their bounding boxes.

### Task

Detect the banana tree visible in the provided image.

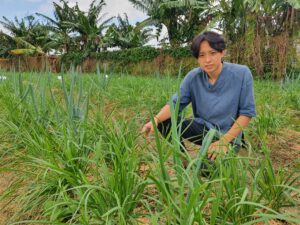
[213,0,299,77]
[0,16,45,56]
[0,31,15,57]
[63,0,113,53]
[0,16,33,38]
[36,0,77,54]
[9,37,44,55]
[129,0,209,47]
[103,13,154,49]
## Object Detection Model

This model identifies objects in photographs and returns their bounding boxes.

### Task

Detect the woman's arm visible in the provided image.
[207,115,252,160]
[142,104,171,136]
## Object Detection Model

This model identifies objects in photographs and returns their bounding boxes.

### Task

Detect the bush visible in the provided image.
[62,46,193,65]
[96,47,160,64]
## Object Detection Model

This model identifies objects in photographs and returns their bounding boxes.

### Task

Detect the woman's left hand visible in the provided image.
[207,140,228,160]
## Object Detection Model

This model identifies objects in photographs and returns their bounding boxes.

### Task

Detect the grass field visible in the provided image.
[0,70,299,225]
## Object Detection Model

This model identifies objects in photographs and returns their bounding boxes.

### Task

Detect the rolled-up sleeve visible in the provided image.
[238,68,256,117]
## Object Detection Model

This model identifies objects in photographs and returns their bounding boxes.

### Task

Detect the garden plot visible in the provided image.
[0,71,299,225]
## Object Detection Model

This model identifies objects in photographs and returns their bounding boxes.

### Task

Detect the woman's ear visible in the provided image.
[221,50,225,57]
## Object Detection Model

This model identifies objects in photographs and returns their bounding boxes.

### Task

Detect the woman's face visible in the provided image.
[197,40,224,76]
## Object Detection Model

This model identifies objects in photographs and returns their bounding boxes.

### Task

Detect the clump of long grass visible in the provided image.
[0,71,147,224]
[281,71,300,111]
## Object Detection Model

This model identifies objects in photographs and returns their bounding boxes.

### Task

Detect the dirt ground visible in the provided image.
[268,129,300,169]
[0,172,15,225]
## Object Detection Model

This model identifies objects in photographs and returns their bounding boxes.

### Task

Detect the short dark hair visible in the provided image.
[191,31,226,58]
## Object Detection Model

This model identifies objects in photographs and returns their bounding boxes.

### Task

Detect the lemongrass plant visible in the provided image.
[0,71,149,224]
[252,146,300,212]
[146,86,222,224]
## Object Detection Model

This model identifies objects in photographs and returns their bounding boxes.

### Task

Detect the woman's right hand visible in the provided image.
[142,118,158,137]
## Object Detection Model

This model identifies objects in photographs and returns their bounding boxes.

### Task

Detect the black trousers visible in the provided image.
[157,118,216,177]
[157,118,243,177]
[157,118,210,151]
[157,118,243,151]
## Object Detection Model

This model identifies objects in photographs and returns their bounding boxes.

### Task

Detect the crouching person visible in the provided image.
[142,31,256,165]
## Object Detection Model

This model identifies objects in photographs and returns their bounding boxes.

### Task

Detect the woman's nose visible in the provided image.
[205,55,211,62]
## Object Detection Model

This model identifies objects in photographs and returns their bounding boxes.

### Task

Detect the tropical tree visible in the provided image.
[64,0,113,53]
[0,31,15,57]
[0,15,34,38]
[129,0,209,47]
[215,0,300,77]
[103,13,154,49]
[161,0,214,42]
[36,0,77,54]
[0,15,45,56]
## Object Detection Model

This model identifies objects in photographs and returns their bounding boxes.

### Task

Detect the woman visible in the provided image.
[142,31,256,160]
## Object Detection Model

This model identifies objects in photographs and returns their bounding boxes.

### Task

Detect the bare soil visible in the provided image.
[0,172,15,225]
[269,129,300,169]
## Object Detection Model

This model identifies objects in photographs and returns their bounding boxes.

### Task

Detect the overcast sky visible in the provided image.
[0,0,148,31]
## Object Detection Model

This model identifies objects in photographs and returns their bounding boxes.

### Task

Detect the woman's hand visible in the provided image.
[207,140,228,160]
[142,118,158,137]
